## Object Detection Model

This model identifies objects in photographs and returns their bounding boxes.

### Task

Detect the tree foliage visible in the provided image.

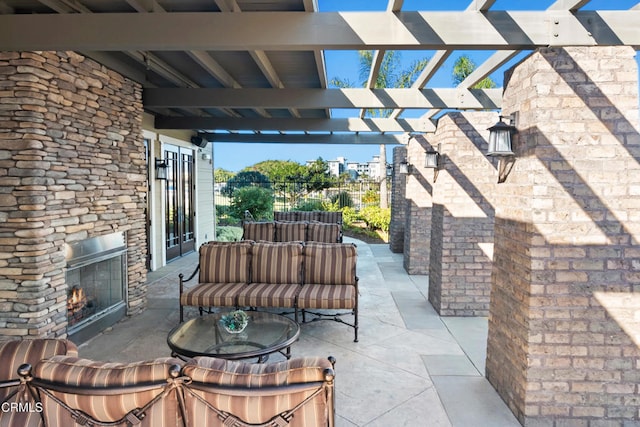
[331,50,429,118]
[452,55,496,89]
[214,168,235,182]
[230,186,274,220]
[222,170,271,197]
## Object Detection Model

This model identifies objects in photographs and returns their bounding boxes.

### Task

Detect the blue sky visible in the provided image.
[213,0,639,172]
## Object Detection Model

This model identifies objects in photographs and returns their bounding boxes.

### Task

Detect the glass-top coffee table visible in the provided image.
[167,311,300,362]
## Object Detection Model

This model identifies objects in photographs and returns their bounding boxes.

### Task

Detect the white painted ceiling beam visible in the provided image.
[144,87,503,110]
[202,133,409,145]
[2,11,638,51]
[547,0,591,11]
[466,0,497,11]
[155,117,436,133]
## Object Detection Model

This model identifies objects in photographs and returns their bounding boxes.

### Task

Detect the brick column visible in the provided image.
[402,136,433,274]
[486,47,640,425]
[428,112,498,316]
[389,146,407,253]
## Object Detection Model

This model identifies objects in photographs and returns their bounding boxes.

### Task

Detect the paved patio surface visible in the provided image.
[79,238,521,427]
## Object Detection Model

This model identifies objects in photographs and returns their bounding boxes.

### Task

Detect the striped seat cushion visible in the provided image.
[274,211,297,221]
[251,242,303,284]
[307,222,341,243]
[297,284,356,309]
[295,211,318,222]
[181,282,246,308]
[236,283,301,308]
[303,243,357,286]
[34,356,183,427]
[317,211,342,224]
[242,222,275,242]
[198,241,252,284]
[0,339,78,382]
[0,339,78,427]
[275,221,307,242]
[181,357,333,427]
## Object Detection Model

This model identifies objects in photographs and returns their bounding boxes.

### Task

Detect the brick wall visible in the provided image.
[389,146,407,253]
[428,112,498,316]
[0,51,146,339]
[486,47,640,425]
[402,136,433,275]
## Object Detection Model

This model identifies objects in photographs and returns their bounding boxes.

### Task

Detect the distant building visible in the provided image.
[310,155,384,180]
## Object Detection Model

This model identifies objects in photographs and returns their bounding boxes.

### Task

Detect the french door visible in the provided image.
[165,145,195,262]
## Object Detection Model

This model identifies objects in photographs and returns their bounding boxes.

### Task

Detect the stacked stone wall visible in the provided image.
[0,51,146,339]
[428,112,498,316]
[487,46,640,426]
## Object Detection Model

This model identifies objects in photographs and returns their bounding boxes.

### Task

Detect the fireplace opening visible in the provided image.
[65,232,128,343]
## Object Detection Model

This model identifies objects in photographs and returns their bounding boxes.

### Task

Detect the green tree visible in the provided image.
[230,186,274,220]
[214,168,235,182]
[303,157,334,193]
[331,50,429,209]
[222,170,271,197]
[246,160,307,183]
[452,55,496,89]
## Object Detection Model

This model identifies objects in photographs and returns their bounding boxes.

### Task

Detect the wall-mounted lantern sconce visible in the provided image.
[425,144,441,182]
[424,147,440,169]
[487,113,517,157]
[386,163,393,177]
[398,161,410,175]
[155,158,168,180]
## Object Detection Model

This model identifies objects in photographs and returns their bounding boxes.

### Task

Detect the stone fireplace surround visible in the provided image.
[0,51,147,340]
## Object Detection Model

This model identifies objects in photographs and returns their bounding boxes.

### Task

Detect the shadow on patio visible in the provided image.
[79,237,520,427]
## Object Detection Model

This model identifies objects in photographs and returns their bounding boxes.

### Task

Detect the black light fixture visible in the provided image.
[424,145,440,169]
[155,158,168,180]
[398,161,410,175]
[487,113,517,156]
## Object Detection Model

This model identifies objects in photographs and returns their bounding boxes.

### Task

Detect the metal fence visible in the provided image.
[215,179,389,224]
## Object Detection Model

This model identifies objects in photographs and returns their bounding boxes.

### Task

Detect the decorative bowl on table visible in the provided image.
[220,310,249,334]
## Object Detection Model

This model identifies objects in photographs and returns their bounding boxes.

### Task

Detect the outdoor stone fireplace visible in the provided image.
[0,51,147,340]
[64,232,128,343]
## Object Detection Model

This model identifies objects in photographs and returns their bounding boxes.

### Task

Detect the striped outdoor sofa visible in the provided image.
[179,240,359,342]
[0,339,335,427]
[242,211,343,243]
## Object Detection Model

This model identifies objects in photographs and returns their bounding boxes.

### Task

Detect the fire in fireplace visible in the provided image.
[64,232,128,343]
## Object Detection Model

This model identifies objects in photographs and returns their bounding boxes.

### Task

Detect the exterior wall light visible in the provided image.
[155,158,168,180]
[398,161,410,175]
[424,146,440,169]
[487,113,517,156]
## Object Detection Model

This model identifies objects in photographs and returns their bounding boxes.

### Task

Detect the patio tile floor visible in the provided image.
[79,238,520,427]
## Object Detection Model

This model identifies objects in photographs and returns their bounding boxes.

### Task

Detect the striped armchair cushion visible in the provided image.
[0,339,78,427]
[317,211,342,224]
[294,211,318,222]
[303,243,357,286]
[307,222,341,243]
[274,211,297,221]
[242,222,275,242]
[297,284,356,309]
[34,356,183,427]
[275,221,307,242]
[181,357,334,427]
[181,282,246,308]
[0,339,78,383]
[236,283,301,308]
[199,241,252,284]
[251,242,303,285]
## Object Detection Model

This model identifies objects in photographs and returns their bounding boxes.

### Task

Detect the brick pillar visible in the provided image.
[402,137,433,274]
[486,47,640,425]
[389,146,407,253]
[428,112,498,316]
